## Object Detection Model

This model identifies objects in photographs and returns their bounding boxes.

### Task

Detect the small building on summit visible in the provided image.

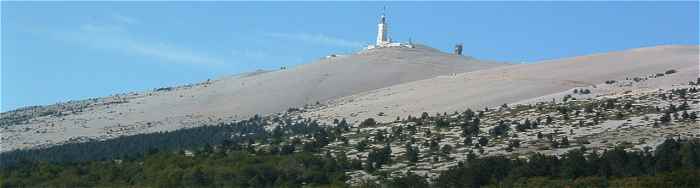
[366,11,413,50]
[454,43,463,55]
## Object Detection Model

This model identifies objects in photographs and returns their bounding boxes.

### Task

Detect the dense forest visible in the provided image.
[429,138,700,188]
[1,150,349,187]
[2,126,699,188]
[0,116,265,166]
[0,114,329,166]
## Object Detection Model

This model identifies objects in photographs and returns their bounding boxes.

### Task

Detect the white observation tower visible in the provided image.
[365,7,413,50]
[376,14,389,46]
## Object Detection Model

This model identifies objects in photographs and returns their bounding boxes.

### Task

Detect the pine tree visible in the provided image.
[464,136,473,146]
[360,118,377,127]
[355,139,369,152]
[561,136,570,147]
[682,111,690,120]
[338,118,349,131]
[478,137,489,146]
[421,112,430,120]
[441,145,453,155]
[405,144,419,163]
[660,112,672,123]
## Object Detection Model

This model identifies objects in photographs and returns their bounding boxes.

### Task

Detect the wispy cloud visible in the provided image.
[51,21,223,65]
[231,49,268,60]
[79,24,126,34]
[126,40,223,65]
[229,48,306,68]
[111,13,139,25]
[265,32,364,48]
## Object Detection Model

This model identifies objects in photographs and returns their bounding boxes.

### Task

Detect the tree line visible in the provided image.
[0,115,329,167]
[428,138,700,188]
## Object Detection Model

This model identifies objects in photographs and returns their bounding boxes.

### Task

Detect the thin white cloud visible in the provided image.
[79,24,126,34]
[53,23,223,65]
[111,13,139,25]
[231,49,268,60]
[265,32,364,48]
[126,41,223,65]
[229,49,307,68]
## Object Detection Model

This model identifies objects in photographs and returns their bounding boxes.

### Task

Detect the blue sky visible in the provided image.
[2,1,698,111]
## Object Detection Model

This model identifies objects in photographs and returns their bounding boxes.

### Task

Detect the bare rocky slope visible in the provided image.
[0,45,507,152]
[2,44,697,186]
[277,82,700,184]
[302,45,699,124]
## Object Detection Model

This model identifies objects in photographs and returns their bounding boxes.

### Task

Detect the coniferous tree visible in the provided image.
[405,144,419,163]
[660,112,672,123]
[389,173,429,188]
[355,139,369,152]
[464,136,473,146]
[478,137,489,146]
[561,136,570,147]
[421,112,430,120]
[280,144,295,155]
[360,118,377,127]
[441,145,453,156]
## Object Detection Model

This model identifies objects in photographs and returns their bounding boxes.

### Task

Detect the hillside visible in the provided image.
[3,78,698,186]
[302,45,700,124]
[1,45,698,186]
[0,45,507,152]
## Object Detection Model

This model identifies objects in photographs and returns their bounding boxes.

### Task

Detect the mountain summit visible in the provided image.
[1,44,508,152]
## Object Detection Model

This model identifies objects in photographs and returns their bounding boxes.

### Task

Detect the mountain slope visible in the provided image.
[1,45,507,152]
[302,45,700,124]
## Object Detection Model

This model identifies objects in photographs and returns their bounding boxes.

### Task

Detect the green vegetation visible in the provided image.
[431,138,700,188]
[0,115,325,166]
[1,80,698,187]
[1,150,348,187]
[2,138,699,187]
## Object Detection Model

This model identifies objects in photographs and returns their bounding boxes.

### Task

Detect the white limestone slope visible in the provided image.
[302,45,700,124]
[1,45,507,152]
